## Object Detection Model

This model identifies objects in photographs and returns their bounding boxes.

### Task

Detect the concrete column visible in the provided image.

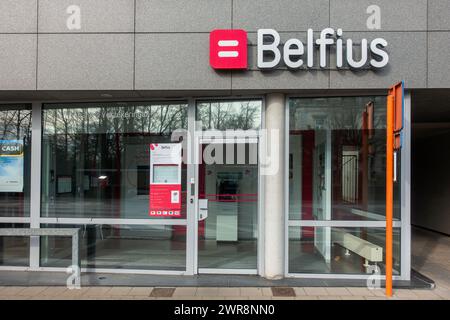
[264,93,285,279]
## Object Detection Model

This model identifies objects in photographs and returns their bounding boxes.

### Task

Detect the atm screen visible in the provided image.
[152,164,178,184]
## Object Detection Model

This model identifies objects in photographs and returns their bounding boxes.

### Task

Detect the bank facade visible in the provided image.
[0,0,449,283]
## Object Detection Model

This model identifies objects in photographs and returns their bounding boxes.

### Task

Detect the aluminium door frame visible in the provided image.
[193,129,260,275]
[0,100,192,275]
[0,96,268,277]
[190,97,265,275]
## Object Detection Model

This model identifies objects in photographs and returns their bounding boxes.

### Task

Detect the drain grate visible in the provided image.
[150,287,176,297]
[271,287,296,297]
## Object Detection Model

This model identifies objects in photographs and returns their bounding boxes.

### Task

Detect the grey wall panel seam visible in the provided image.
[0,31,434,35]
[426,0,429,88]
[328,0,331,89]
[244,30,430,33]
[0,33,40,35]
[36,31,136,35]
[0,30,438,34]
[36,0,39,90]
[427,28,450,32]
[231,0,234,29]
[133,0,136,91]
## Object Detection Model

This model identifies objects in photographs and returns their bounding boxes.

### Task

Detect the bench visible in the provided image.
[0,228,81,285]
[333,230,383,272]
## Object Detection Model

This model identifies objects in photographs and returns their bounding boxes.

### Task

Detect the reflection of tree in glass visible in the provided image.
[290,97,386,157]
[42,103,187,184]
[198,101,261,130]
[0,108,32,144]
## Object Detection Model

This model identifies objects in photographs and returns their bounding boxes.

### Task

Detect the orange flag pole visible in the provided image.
[386,94,395,297]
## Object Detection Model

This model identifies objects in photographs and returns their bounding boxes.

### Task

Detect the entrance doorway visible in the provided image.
[194,137,259,274]
[191,99,263,275]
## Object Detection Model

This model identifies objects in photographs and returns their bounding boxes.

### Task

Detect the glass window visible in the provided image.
[288,226,401,275]
[196,100,262,131]
[0,224,30,266]
[41,102,188,219]
[0,105,32,217]
[40,224,186,271]
[288,96,401,221]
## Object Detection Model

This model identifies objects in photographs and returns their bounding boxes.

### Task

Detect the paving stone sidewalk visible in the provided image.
[0,285,448,300]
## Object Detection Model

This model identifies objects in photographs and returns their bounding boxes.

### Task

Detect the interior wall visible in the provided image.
[412,128,450,235]
[412,90,450,236]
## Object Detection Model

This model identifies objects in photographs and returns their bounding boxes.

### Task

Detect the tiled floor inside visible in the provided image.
[0,226,449,300]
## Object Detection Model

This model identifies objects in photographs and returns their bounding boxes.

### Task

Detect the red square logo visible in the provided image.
[210,29,248,70]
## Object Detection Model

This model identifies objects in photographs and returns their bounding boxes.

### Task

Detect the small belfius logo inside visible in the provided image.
[209,29,248,70]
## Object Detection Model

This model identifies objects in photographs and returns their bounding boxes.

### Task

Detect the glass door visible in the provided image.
[195,137,259,273]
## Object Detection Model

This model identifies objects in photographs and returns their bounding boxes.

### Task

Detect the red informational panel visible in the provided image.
[149,143,182,217]
[388,81,404,150]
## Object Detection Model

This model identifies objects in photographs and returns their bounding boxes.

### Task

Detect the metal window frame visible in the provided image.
[285,273,404,280]
[36,220,189,274]
[0,217,31,224]
[287,220,402,228]
[1,100,192,275]
[39,218,187,226]
[29,102,42,270]
[12,96,264,276]
[0,103,33,269]
[38,100,191,275]
[193,135,260,275]
[284,94,411,280]
[198,268,258,275]
[30,267,187,276]
[400,91,411,281]
[186,98,196,275]
[0,92,411,281]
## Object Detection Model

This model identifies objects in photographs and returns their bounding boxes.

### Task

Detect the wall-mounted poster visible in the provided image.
[0,140,24,193]
[149,143,182,217]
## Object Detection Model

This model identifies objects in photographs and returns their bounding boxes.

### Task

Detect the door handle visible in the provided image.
[190,181,195,196]
[198,199,208,221]
[199,209,208,221]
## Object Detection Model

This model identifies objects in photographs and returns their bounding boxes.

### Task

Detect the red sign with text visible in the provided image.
[149,144,182,218]
[149,184,181,217]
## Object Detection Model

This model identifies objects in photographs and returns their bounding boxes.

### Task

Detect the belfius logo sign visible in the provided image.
[210,29,248,69]
[210,28,389,70]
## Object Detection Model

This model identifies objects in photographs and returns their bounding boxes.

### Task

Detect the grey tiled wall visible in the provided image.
[0,0,447,91]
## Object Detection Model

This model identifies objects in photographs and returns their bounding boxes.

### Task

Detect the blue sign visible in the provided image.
[0,140,24,192]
